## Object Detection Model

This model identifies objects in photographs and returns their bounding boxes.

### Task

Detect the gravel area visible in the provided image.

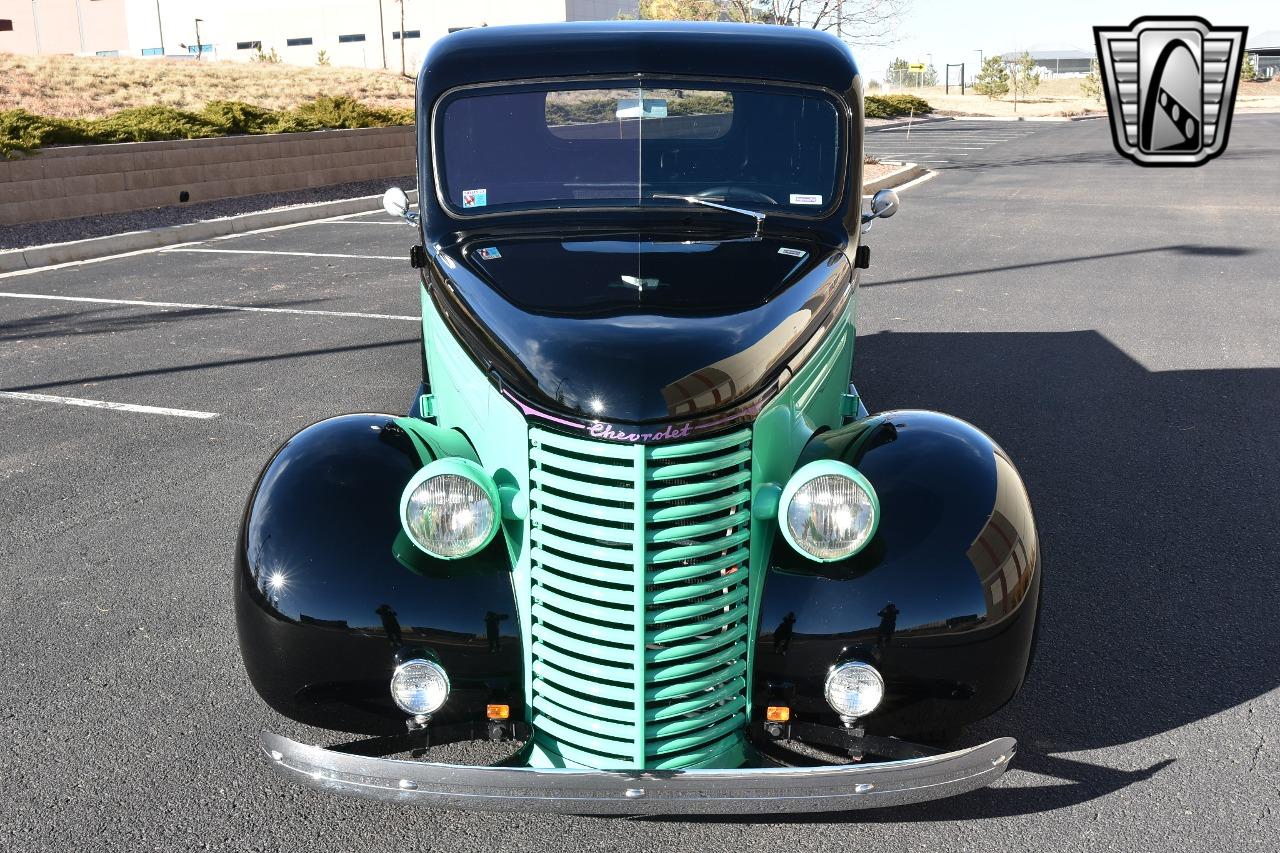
[0,176,416,251]
[863,161,903,182]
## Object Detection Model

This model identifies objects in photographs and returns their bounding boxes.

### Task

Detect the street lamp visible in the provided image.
[194,18,203,60]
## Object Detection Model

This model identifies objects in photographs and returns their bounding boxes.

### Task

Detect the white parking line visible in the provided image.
[161,248,402,260]
[0,390,219,419]
[0,291,420,321]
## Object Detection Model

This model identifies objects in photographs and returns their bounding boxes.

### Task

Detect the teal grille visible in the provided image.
[526,426,753,770]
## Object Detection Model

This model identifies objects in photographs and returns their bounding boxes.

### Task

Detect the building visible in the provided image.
[1246,30,1280,80]
[999,48,1094,78]
[0,0,639,68]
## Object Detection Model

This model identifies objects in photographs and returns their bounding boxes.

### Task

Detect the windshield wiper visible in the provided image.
[649,193,765,239]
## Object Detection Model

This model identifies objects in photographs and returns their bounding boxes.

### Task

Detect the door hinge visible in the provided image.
[410,244,427,268]
[854,245,871,269]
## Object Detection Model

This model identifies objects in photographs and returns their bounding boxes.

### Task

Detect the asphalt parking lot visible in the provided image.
[866,118,1044,166]
[2,115,1278,852]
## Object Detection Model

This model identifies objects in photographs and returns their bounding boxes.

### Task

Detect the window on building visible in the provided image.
[141,47,163,56]
[187,43,213,55]
[236,40,262,50]
[392,30,421,40]
[95,50,120,57]
[0,20,13,33]
[286,37,313,47]
[337,34,366,43]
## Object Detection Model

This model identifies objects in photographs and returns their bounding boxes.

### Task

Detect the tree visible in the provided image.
[885,57,912,86]
[1080,58,1101,101]
[316,49,331,67]
[923,63,938,86]
[639,1,912,47]
[639,0,725,19]
[1240,51,1257,82]
[1007,51,1041,111]
[973,55,1009,99]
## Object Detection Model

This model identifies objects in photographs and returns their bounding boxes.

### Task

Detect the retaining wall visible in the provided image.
[0,126,415,226]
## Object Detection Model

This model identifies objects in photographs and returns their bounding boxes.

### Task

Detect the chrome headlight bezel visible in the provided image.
[778,460,880,562]
[824,660,885,719]
[398,457,501,560]
[390,657,451,716]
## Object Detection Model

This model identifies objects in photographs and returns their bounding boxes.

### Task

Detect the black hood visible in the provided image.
[432,232,851,424]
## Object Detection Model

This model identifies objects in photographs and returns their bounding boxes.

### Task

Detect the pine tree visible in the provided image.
[973,56,1009,99]
[1081,58,1102,101]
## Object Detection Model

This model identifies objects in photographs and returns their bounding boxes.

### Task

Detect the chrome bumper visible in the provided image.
[260,732,1017,814]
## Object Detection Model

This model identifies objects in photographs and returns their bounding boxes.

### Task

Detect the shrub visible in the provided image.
[864,94,932,118]
[1,96,415,157]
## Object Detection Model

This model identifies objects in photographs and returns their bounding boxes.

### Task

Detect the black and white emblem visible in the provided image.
[1094,17,1248,166]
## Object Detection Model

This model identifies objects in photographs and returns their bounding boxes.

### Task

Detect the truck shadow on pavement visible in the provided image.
[655,329,1277,823]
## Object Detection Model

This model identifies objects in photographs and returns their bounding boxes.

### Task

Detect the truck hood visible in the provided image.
[434,232,851,425]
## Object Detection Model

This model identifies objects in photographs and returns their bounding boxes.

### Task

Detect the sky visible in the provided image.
[854,0,1277,82]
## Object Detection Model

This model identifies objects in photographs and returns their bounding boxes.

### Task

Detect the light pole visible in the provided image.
[193,17,203,60]
[31,0,43,54]
[155,0,165,54]
[974,49,983,85]
[377,0,387,70]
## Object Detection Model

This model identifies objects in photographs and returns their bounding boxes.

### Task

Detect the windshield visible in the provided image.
[435,81,843,216]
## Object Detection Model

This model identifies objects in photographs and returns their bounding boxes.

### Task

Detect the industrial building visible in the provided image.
[1246,30,1280,80]
[999,48,1094,77]
[0,0,639,68]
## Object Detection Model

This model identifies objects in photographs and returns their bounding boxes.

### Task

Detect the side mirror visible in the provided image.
[860,188,900,233]
[382,187,419,226]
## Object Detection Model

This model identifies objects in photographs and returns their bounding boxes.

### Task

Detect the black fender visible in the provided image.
[755,410,1041,735]
[234,414,521,736]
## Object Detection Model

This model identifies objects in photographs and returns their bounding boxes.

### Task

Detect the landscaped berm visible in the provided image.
[0,53,933,158]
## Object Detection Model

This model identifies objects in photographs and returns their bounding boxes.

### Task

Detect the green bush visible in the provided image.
[0,96,416,157]
[865,94,932,118]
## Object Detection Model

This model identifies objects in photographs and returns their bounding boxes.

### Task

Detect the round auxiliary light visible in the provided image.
[399,458,500,559]
[390,658,451,716]
[778,460,879,561]
[824,661,885,719]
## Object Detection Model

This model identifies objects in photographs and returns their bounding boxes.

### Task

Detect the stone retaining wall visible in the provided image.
[0,126,415,226]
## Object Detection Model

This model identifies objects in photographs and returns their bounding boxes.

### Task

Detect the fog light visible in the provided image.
[486,703,510,720]
[824,661,884,719]
[390,659,450,716]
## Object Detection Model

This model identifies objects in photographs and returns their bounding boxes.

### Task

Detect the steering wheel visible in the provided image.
[695,187,778,205]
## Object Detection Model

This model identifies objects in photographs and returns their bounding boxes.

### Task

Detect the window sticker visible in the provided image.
[777,247,807,258]
[477,246,502,260]
[789,193,823,205]
[462,188,488,208]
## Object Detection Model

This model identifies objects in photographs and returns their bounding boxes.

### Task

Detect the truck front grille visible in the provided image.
[526,426,753,770]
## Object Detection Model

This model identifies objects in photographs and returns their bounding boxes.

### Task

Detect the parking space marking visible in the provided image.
[161,248,402,260]
[0,291,419,321]
[0,390,219,419]
[866,121,1041,167]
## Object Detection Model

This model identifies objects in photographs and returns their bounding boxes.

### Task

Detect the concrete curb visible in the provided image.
[863,162,927,194]
[940,113,1107,122]
[0,190,417,274]
[866,116,953,132]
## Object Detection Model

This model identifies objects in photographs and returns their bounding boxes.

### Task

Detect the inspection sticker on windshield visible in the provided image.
[778,247,807,258]
[789,193,823,205]
[477,246,502,260]
[462,188,488,208]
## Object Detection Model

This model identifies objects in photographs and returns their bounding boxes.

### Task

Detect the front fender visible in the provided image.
[756,410,1041,735]
[234,414,522,736]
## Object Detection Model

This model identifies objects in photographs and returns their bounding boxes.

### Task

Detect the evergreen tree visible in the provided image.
[973,56,1009,99]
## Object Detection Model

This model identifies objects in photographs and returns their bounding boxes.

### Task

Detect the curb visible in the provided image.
[863,162,927,194]
[0,190,417,275]
[866,115,953,132]
[939,114,1107,122]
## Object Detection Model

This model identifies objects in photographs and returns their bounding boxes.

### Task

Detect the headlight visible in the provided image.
[399,458,500,559]
[824,661,884,719]
[390,658,450,715]
[778,460,879,561]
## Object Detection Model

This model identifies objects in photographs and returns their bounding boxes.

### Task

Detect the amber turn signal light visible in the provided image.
[765,705,791,722]
[486,703,511,720]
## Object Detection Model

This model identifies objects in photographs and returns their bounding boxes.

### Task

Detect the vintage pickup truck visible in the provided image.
[235,21,1041,814]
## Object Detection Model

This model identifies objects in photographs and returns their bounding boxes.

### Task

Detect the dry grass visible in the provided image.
[0,54,416,119]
